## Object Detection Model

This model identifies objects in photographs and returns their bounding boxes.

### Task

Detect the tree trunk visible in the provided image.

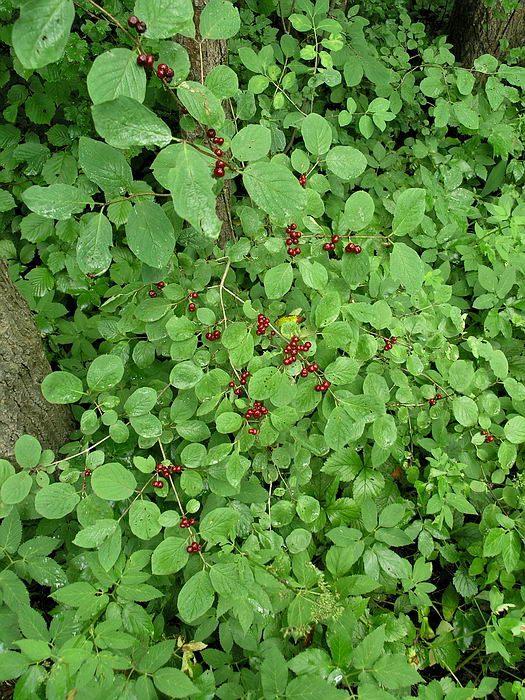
[0,259,74,463]
[448,0,525,67]
[177,0,235,247]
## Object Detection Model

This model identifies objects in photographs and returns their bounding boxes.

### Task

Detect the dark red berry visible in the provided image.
[214,148,223,157]
[485,435,495,443]
[155,281,165,289]
[171,465,183,473]
[345,242,356,253]
[206,128,216,138]
[83,469,92,477]
[240,379,246,385]
[215,160,226,168]
[304,342,311,350]
[145,54,155,69]
[323,242,332,251]
[429,398,437,406]
[300,369,308,377]
[315,385,322,392]
[214,137,224,145]
[331,235,340,243]
[137,53,148,66]
[136,21,147,33]
[156,463,164,471]
[188,303,196,311]
[248,428,259,435]
[128,15,139,27]
[165,67,174,81]
[214,168,225,178]
[186,544,194,553]
[152,480,164,488]
[228,381,236,388]
[481,430,487,435]
[435,393,442,400]
[383,343,392,351]
[148,290,157,298]
[234,388,243,396]
[354,245,362,254]
[391,336,397,344]
[213,330,221,339]
[190,291,199,299]
[156,63,168,79]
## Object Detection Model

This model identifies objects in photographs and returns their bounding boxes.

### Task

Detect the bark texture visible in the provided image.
[0,259,74,462]
[177,0,235,248]
[448,0,525,67]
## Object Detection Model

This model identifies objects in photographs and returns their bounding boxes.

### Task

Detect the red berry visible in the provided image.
[190,291,199,299]
[429,398,436,406]
[248,428,258,435]
[156,63,168,79]
[188,303,196,311]
[171,465,183,473]
[354,245,362,254]
[304,342,311,350]
[345,242,356,253]
[206,128,216,138]
[214,148,223,157]
[214,168,225,178]
[137,53,148,66]
[289,223,297,230]
[228,381,236,388]
[165,67,174,82]
[155,281,165,289]
[156,463,164,471]
[136,21,147,33]
[312,363,319,371]
[188,518,196,526]
[145,54,155,69]
[234,388,243,396]
[240,379,246,385]
[241,371,250,378]
[485,435,495,443]
[300,369,309,377]
[180,518,189,528]
[323,242,332,251]
[332,235,340,243]
[383,343,393,351]
[294,247,301,255]
[253,410,262,418]
[186,544,194,553]
[214,330,221,339]
[270,330,276,336]
[315,385,322,392]
[287,247,295,256]
[83,469,92,477]
[214,137,224,145]
[285,238,294,246]
[215,160,226,168]
[205,332,212,340]
[481,430,487,435]
[148,290,157,298]
[435,393,442,400]
[192,542,202,552]
[128,15,139,27]
[391,336,397,344]
[152,480,164,488]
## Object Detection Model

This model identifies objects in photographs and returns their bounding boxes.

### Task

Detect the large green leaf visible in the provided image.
[200,0,241,39]
[177,82,225,130]
[12,0,74,70]
[177,570,214,623]
[301,113,333,155]
[21,185,93,220]
[390,242,424,294]
[78,137,132,194]
[77,213,113,276]
[134,0,194,38]
[125,201,175,268]
[87,49,146,105]
[392,188,426,236]
[91,96,172,149]
[243,162,307,220]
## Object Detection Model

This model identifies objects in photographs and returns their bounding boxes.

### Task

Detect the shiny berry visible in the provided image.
[214,168,225,178]
[391,336,397,344]
[156,463,164,471]
[216,160,226,168]
[165,67,174,81]
[213,330,221,339]
[485,435,495,443]
[152,480,164,488]
[300,369,309,377]
[228,381,235,388]
[315,385,322,392]
[481,430,487,435]
[171,465,183,473]
[323,242,332,251]
[145,54,155,69]
[148,290,157,298]
[354,245,362,254]
[240,379,246,385]
[331,235,340,243]
[137,53,148,66]
[128,15,139,27]
[435,393,442,400]
[213,137,224,145]
[206,128,216,138]
[188,303,196,311]
[383,343,393,351]
[248,428,258,435]
[234,388,243,396]
[214,148,223,157]
[155,281,165,289]
[83,469,92,477]
[156,63,168,78]
[190,291,199,299]
[429,398,437,406]
[136,21,147,33]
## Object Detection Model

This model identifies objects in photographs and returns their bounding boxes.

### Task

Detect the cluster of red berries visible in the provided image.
[282,336,312,365]
[128,15,147,33]
[205,329,221,341]
[137,53,155,69]
[180,517,196,528]
[156,63,175,82]
[298,174,307,185]
[481,431,495,443]
[228,370,250,391]
[83,469,92,477]
[245,401,269,435]
[284,223,302,258]
[206,129,226,177]
[156,463,171,479]
[299,362,319,378]
[188,291,198,312]
[383,336,398,351]
[345,241,362,254]
[314,380,331,392]
[186,542,202,554]
[323,235,340,251]
[428,393,443,406]
[256,314,274,336]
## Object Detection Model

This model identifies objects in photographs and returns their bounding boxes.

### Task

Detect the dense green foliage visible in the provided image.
[1,0,525,698]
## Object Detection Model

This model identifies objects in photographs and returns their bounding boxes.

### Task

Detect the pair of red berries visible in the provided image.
[152,480,164,488]
[180,517,196,528]
[156,463,184,474]
[214,159,226,178]
[256,314,271,336]
[298,174,307,185]
[206,128,224,146]
[128,15,146,33]
[205,329,221,341]
[481,431,495,442]
[345,242,362,254]
[186,542,202,553]
[137,53,155,68]
[428,393,443,406]
[383,336,398,351]
[248,428,259,435]
[315,381,331,392]
[323,235,340,251]
[299,362,319,378]
[156,63,174,82]
[189,291,199,310]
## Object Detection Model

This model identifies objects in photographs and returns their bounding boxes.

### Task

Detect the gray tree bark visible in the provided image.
[448,0,525,67]
[177,0,235,248]
[0,259,74,462]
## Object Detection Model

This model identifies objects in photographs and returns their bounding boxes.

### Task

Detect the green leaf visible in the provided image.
[170,361,204,390]
[301,114,332,155]
[21,184,93,220]
[160,143,221,240]
[134,0,194,39]
[448,359,474,393]
[87,49,146,105]
[73,519,118,547]
[286,676,349,699]
[504,416,525,444]
[35,483,80,519]
[14,435,41,469]
[87,354,124,391]
[216,412,243,433]
[12,0,74,70]
[452,396,478,427]
[249,367,281,400]
[41,371,84,404]
[341,190,375,231]
[151,537,189,575]
[453,100,479,130]
[373,414,397,448]
[297,259,328,290]
[200,0,241,39]
[199,507,239,544]
[177,81,225,130]
[390,242,424,294]
[0,651,29,683]
[178,570,215,622]
[126,201,175,268]
[264,263,294,299]
[372,654,422,689]
[77,213,113,276]
[91,463,137,501]
[78,137,133,194]
[91,96,172,149]
[243,162,307,220]
[205,65,239,99]
[124,387,158,416]
[1,472,32,505]
[325,146,367,180]
[153,667,198,697]
[392,188,426,236]
[231,125,271,161]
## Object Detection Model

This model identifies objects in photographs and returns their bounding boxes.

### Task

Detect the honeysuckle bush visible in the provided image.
[1,0,525,697]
